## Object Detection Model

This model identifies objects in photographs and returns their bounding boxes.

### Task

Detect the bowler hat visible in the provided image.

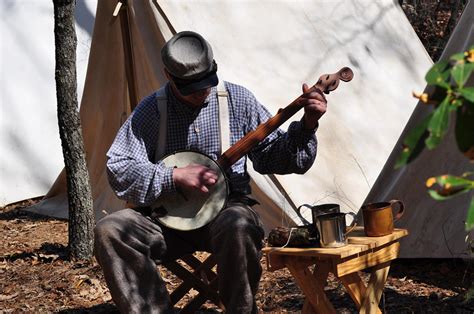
[161,31,218,95]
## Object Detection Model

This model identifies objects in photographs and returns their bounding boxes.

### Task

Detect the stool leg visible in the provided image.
[166,254,221,310]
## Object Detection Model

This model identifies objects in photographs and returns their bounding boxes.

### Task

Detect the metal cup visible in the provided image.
[361,200,405,237]
[315,212,357,248]
[296,203,343,247]
[296,203,340,225]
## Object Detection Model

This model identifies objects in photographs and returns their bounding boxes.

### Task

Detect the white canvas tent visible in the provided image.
[364,0,474,258]
[6,1,459,257]
[0,0,96,205]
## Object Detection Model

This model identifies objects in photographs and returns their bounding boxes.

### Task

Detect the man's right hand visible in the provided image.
[173,164,218,194]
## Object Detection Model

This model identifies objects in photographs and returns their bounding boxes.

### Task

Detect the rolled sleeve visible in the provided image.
[287,120,317,145]
[247,94,318,175]
[160,166,176,194]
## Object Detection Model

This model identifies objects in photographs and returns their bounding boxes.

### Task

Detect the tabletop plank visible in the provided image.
[263,228,408,259]
[347,228,408,248]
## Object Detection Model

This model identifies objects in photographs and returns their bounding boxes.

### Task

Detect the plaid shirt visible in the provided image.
[106,81,317,206]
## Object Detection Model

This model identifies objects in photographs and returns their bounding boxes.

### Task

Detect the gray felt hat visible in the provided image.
[161,31,218,95]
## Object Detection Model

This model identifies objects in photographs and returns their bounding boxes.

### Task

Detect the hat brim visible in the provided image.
[175,72,219,96]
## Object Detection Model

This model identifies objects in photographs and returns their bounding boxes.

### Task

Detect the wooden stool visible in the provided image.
[164,253,225,313]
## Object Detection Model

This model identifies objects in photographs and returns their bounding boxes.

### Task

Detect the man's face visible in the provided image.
[175,86,212,108]
[165,69,212,108]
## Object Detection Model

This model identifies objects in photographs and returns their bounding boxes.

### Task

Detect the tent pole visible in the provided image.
[119,1,139,111]
[117,1,139,210]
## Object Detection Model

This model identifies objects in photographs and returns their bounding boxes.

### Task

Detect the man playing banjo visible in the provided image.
[94,31,327,313]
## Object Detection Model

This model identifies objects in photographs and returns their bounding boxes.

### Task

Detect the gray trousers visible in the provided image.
[94,198,264,313]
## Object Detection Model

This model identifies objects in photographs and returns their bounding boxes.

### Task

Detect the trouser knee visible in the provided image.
[225,213,264,250]
[93,215,120,258]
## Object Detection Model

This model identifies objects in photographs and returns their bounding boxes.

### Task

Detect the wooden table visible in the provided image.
[262,227,408,314]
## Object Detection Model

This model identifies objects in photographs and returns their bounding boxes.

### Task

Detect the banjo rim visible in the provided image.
[154,150,229,230]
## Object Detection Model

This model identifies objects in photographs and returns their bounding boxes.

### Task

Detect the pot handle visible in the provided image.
[390,199,405,222]
[296,204,313,225]
[344,212,358,235]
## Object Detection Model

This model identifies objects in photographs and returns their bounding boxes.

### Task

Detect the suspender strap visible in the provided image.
[217,80,231,153]
[155,86,168,162]
[156,82,230,160]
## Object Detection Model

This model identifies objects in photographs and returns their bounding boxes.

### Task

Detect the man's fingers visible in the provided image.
[302,83,310,94]
[307,91,326,102]
[174,164,220,194]
[200,185,210,193]
[199,169,218,190]
[202,170,218,182]
[301,98,327,109]
[201,177,217,186]
[300,82,328,126]
[302,83,326,98]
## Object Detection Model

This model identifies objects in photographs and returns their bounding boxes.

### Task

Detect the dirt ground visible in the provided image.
[1,200,473,313]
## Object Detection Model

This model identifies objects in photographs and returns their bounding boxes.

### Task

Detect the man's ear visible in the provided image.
[163,68,172,80]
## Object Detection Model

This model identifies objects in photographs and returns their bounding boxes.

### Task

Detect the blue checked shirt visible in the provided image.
[106,81,317,206]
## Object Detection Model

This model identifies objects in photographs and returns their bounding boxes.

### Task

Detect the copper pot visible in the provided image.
[361,200,405,237]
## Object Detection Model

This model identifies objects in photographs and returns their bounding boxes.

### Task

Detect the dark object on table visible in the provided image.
[267,225,319,247]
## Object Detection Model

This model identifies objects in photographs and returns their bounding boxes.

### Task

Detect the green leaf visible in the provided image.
[395,113,432,168]
[436,174,474,189]
[428,189,453,200]
[455,103,474,159]
[459,87,474,102]
[425,133,443,149]
[451,61,474,88]
[466,197,474,231]
[450,52,465,61]
[450,98,463,109]
[426,96,451,149]
[427,174,474,201]
[425,60,451,88]
[463,171,474,179]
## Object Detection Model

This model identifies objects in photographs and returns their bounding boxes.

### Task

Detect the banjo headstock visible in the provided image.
[312,67,354,94]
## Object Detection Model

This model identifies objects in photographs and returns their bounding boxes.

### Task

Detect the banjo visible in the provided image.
[152,67,354,230]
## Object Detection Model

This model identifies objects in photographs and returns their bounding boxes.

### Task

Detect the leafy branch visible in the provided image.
[396,46,474,231]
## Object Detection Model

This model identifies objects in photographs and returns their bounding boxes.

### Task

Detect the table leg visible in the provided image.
[340,272,382,314]
[340,272,367,308]
[286,260,335,314]
[302,262,332,313]
[359,261,391,314]
[302,300,317,314]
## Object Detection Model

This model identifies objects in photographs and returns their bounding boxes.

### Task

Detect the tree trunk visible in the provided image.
[53,0,94,260]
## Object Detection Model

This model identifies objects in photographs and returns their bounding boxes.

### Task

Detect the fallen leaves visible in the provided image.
[1,204,473,312]
[73,274,111,302]
[0,292,18,301]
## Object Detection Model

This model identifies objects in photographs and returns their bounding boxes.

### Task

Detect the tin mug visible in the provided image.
[315,212,357,248]
[296,203,342,244]
[296,203,341,225]
[361,200,405,237]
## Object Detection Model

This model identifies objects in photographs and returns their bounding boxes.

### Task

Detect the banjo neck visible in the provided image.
[217,67,353,170]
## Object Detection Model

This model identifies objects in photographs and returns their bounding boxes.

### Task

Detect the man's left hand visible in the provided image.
[300,83,327,130]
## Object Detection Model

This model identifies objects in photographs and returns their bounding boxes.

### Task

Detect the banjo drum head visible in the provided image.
[153,151,228,230]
